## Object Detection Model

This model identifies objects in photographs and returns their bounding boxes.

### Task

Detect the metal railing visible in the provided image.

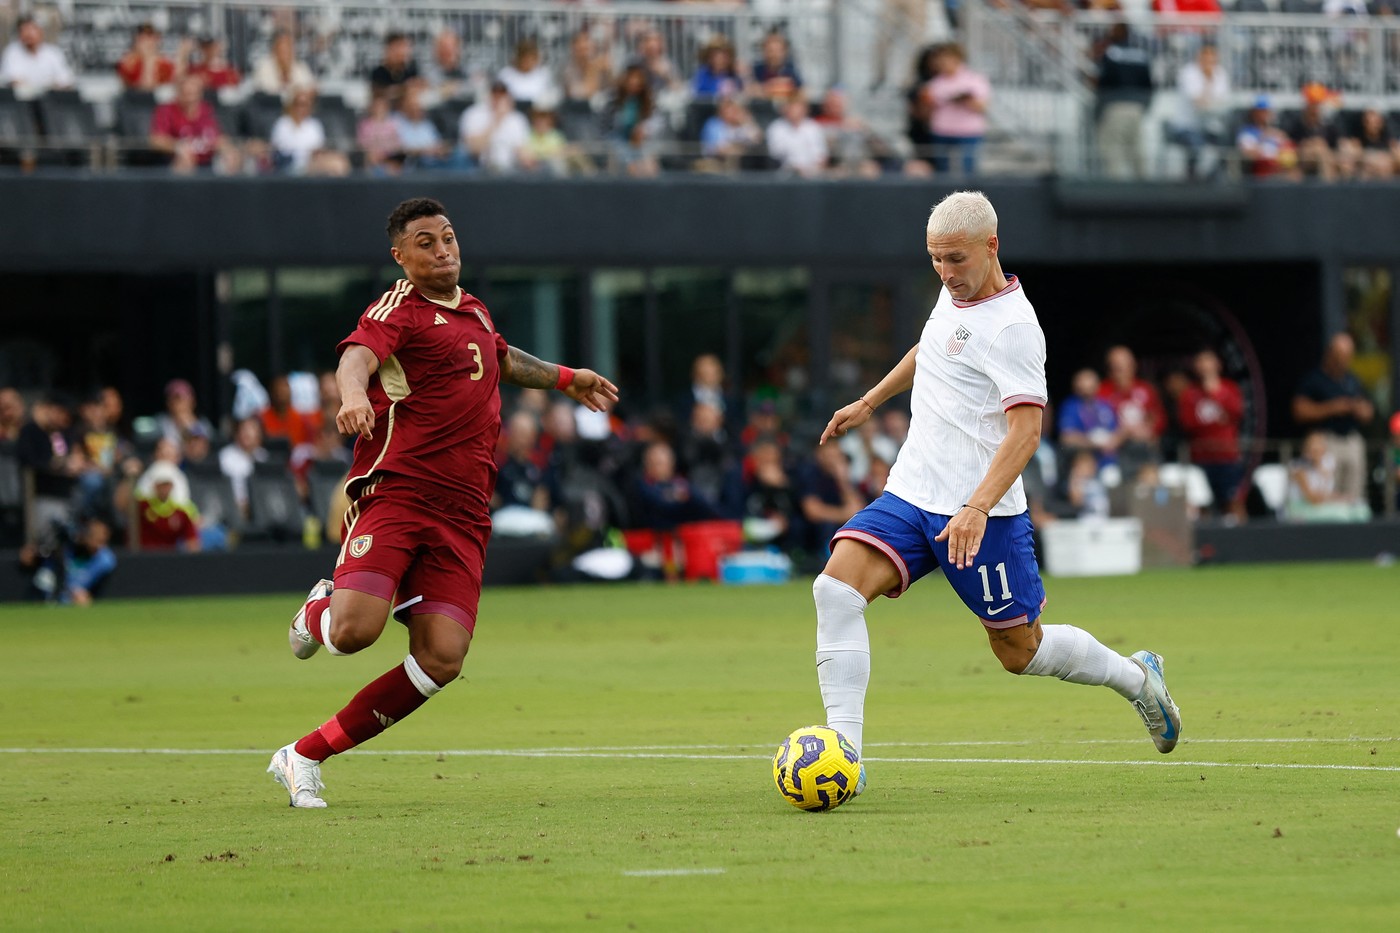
[962,3,1400,178]
[51,1,840,98]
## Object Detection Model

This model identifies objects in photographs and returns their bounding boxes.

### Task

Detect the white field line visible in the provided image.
[621,868,726,877]
[1,744,1398,773]
[4,737,1393,755]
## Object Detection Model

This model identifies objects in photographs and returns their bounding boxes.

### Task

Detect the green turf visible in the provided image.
[2,562,1399,931]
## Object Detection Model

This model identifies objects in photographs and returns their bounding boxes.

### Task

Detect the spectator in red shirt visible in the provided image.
[1098,345,1166,476]
[136,461,201,551]
[261,374,321,449]
[183,35,241,90]
[150,74,235,173]
[117,23,177,90]
[1177,349,1245,518]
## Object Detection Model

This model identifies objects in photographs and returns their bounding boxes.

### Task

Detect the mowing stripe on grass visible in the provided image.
[621,868,727,877]
[2,746,1396,773]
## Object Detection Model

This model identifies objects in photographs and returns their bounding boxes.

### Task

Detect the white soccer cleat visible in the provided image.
[853,763,867,797]
[288,578,333,659]
[268,743,327,808]
[1129,650,1181,754]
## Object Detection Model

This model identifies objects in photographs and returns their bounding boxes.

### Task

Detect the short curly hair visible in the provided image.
[386,198,449,243]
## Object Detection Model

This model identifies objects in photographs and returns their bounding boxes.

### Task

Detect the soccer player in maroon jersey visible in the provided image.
[269,197,618,808]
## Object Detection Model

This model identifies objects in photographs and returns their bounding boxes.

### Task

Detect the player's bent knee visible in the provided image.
[414,649,464,686]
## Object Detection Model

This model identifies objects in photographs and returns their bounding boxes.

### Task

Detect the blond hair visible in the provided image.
[926,190,997,239]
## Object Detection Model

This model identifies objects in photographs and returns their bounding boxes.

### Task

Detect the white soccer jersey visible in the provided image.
[884,275,1047,517]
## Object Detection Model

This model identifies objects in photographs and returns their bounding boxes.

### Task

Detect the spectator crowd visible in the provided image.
[6,4,1400,181]
[5,329,1393,602]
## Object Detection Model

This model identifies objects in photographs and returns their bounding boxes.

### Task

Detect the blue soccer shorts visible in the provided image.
[832,491,1047,628]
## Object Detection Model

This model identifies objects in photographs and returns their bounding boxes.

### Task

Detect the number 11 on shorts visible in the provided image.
[978,562,1012,602]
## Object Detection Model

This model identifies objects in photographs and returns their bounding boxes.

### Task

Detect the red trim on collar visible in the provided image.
[951,275,1019,308]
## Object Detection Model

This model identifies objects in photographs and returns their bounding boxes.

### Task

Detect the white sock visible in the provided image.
[319,607,347,656]
[813,574,871,754]
[403,654,443,698]
[1021,624,1144,698]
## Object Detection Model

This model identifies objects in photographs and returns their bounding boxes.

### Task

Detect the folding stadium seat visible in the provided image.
[748,98,780,130]
[680,99,717,144]
[429,96,473,145]
[557,98,600,143]
[0,441,26,547]
[245,462,305,543]
[314,96,358,155]
[114,89,163,167]
[186,471,245,542]
[239,91,285,141]
[35,90,100,168]
[0,91,39,167]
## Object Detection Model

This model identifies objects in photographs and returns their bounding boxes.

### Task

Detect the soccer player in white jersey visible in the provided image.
[814,191,1180,794]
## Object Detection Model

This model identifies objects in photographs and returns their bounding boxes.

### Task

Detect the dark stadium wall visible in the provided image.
[1,176,1395,431]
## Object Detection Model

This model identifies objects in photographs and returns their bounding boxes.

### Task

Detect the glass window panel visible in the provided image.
[653,267,730,406]
[1343,266,1392,416]
[829,281,900,396]
[734,268,810,403]
[227,268,271,380]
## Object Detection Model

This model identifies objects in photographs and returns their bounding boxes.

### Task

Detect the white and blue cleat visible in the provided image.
[853,763,867,797]
[1129,650,1181,754]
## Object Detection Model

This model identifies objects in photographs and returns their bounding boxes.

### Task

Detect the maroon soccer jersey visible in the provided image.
[337,280,510,511]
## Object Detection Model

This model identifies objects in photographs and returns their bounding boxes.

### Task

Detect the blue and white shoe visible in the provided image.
[288,578,332,659]
[853,764,867,797]
[1129,650,1181,754]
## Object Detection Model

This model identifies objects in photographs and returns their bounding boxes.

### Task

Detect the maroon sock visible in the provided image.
[294,663,435,762]
[303,595,332,644]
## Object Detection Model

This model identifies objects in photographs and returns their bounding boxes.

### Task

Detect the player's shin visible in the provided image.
[293,655,445,761]
[813,574,871,754]
[1020,624,1145,698]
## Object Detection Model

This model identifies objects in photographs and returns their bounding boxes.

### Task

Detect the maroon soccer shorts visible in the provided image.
[333,473,491,633]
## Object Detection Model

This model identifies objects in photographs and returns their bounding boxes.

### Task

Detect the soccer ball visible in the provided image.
[772,725,861,812]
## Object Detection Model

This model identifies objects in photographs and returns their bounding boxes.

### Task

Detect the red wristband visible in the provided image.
[555,365,575,390]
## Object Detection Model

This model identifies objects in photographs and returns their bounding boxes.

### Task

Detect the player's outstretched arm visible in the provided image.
[502,345,619,413]
[821,344,919,444]
[336,344,380,439]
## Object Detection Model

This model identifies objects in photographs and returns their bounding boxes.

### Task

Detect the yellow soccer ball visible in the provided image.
[772,725,861,812]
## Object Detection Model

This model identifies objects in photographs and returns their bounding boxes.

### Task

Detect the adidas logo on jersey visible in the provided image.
[434,313,449,326]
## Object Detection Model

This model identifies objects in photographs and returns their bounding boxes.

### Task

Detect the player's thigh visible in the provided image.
[932,511,1046,629]
[826,492,939,602]
[395,509,488,639]
[823,538,902,603]
[332,483,421,644]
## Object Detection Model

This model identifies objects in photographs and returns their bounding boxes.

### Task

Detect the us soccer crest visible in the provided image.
[349,534,373,558]
[946,325,972,356]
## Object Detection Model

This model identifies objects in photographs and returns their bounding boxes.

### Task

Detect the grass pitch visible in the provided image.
[2,562,1399,931]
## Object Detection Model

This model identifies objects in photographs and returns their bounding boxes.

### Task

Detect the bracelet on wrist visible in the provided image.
[961,503,989,517]
[555,365,575,391]
[857,397,875,413]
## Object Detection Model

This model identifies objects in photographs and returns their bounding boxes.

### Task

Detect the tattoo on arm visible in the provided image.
[502,346,558,390]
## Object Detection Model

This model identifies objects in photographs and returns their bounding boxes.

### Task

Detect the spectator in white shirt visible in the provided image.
[1170,43,1230,179]
[498,38,558,108]
[219,417,268,516]
[766,94,828,178]
[460,80,530,172]
[0,16,74,95]
[269,88,350,176]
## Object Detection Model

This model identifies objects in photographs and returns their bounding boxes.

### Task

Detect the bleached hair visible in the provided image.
[926,190,997,239]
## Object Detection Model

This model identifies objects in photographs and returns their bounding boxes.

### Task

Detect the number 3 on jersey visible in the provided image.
[467,342,483,380]
[977,562,1012,602]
